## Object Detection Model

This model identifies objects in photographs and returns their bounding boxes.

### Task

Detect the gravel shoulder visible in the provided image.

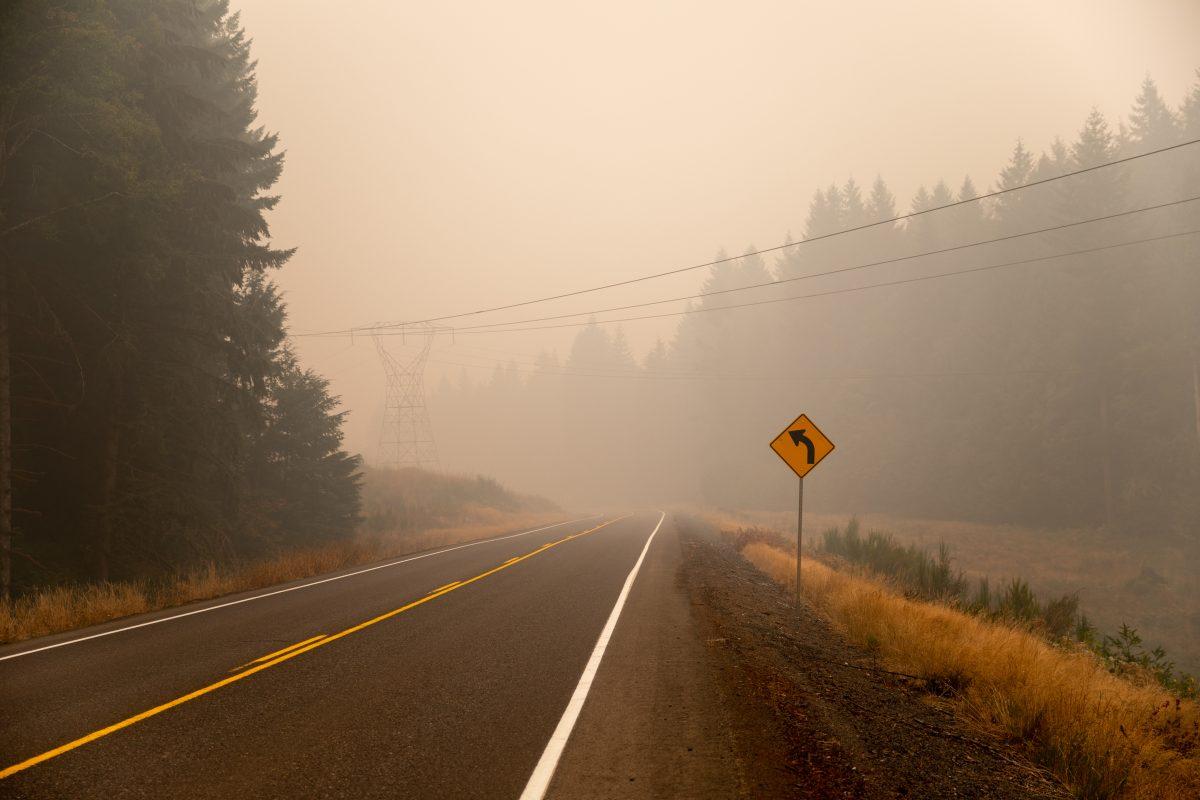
[676,518,1072,800]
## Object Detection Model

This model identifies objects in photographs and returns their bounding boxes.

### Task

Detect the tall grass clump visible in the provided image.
[821,518,967,600]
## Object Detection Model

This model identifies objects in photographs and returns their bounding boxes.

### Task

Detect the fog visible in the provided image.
[230,0,1200,516]
[3,0,1200,740]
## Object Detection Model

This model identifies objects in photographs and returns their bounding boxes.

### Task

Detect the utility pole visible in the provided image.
[373,324,443,469]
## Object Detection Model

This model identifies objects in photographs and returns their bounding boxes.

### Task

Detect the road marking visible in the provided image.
[229,635,327,673]
[0,516,600,663]
[518,511,667,800]
[430,581,461,594]
[0,515,631,781]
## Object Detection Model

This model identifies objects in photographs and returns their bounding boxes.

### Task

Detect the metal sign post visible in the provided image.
[769,412,834,610]
[796,476,804,604]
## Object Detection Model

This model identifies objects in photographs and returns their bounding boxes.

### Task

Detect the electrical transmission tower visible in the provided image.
[373,324,443,469]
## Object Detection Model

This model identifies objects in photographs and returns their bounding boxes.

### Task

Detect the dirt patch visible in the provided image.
[677,521,1071,800]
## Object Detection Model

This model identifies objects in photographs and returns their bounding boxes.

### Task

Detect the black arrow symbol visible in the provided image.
[788,428,816,464]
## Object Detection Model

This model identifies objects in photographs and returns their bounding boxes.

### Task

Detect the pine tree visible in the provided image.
[1065,108,1125,218]
[958,175,978,201]
[997,139,1034,189]
[251,354,361,549]
[0,1,361,587]
[1032,138,1070,180]
[930,180,954,208]
[953,175,985,236]
[736,246,772,285]
[991,139,1038,232]
[1182,69,1200,138]
[866,176,896,222]
[0,0,155,589]
[773,233,798,278]
[802,188,833,239]
[842,177,870,229]
[609,327,637,372]
[643,339,669,374]
[909,185,932,215]
[701,248,740,298]
[824,184,845,232]
[1128,75,1179,150]
[1073,108,1117,168]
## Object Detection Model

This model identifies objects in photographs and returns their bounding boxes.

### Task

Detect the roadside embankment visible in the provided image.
[691,514,1200,800]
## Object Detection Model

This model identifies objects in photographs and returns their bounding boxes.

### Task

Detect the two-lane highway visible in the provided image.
[0,512,665,799]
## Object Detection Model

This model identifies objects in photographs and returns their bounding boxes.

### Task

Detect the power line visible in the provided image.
[300,195,1197,340]
[425,355,1183,384]
[297,136,1200,337]
[431,196,1200,334]
[358,228,1200,336]
[431,346,708,378]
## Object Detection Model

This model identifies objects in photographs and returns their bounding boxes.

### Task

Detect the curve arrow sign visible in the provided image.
[788,428,816,464]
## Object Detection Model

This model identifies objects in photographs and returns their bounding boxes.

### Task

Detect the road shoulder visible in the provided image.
[548,515,796,799]
[550,515,1072,799]
[674,519,1072,800]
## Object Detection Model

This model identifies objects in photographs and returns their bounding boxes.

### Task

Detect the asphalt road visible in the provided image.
[0,512,669,799]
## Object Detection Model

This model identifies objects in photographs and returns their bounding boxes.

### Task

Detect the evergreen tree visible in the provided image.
[802,188,834,239]
[958,175,978,201]
[842,177,871,229]
[773,233,798,278]
[823,184,845,232]
[609,328,637,372]
[997,139,1035,188]
[1182,69,1200,138]
[930,180,954,208]
[250,355,361,549]
[910,185,932,213]
[992,140,1040,233]
[1128,75,1179,151]
[0,0,362,589]
[866,176,896,222]
[1032,138,1070,180]
[643,339,669,373]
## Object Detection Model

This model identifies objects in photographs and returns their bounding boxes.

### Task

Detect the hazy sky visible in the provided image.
[231,0,1200,457]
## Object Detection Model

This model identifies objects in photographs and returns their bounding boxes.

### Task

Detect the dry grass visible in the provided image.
[738,540,1200,800]
[700,507,1200,677]
[806,511,1200,677]
[0,509,562,645]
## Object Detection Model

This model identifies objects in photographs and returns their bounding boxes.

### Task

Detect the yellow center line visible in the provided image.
[430,581,461,594]
[0,514,631,781]
[229,635,328,673]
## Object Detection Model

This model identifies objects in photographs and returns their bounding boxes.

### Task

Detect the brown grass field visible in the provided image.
[807,512,1200,678]
[0,508,563,645]
[723,529,1200,800]
[702,508,1200,677]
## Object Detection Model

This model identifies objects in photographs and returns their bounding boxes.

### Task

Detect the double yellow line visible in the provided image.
[0,515,629,781]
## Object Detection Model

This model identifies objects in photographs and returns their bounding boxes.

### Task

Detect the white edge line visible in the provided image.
[0,515,602,662]
[518,510,666,800]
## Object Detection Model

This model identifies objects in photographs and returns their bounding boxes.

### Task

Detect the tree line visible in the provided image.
[433,74,1200,537]
[0,1,361,597]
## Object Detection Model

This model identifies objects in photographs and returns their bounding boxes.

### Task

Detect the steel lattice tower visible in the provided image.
[373,325,441,469]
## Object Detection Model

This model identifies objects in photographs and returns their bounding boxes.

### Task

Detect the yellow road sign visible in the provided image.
[770,413,835,479]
